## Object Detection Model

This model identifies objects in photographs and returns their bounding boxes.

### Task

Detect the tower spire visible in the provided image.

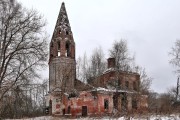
[49,2,75,62]
[49,2,76,93]
[54,2,71,36]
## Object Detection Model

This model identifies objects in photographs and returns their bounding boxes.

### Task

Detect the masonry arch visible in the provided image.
[65,41,71,57]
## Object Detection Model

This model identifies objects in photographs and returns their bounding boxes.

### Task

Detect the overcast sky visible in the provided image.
[17,0,180,93]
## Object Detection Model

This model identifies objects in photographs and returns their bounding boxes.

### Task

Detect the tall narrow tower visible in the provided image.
[49,2,76,93]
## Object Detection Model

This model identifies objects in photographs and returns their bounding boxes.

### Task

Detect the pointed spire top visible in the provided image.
[54,2,71,31]
[51,2,74,41]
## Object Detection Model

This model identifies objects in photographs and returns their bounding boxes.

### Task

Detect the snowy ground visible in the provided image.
[5,114,180,120]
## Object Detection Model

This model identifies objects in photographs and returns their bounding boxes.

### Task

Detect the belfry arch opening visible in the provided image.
[66,31,69,35]
[57,41,60,56]
[66,41,70,57]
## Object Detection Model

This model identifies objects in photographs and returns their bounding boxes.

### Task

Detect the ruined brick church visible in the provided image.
[46,2,147,117]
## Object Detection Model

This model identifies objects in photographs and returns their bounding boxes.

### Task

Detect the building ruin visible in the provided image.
[46,2,148,117]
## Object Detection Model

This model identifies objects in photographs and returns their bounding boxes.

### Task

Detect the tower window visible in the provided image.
[68,106,71,114]
[66,42,70,57]
[57,41,61,50]
[58,51,60,56]
[118,79,121,88]
[104,99,109,110]
[57,41,60,50]
[132,99,138,109]
[66,31,69,35]
[133,81,137,91]
[57,41,61,56]
[59,30,61,34]
[125,81,129,89]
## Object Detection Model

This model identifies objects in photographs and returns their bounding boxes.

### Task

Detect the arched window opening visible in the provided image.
[132,99,138,109]
[118,79,121,89]
[49,100,52,114]
[57,41,60,56]
[57,41,60,50]
[104,99,109,110]
[63,109,65,115]
[66,42,70,57]
[121,93,127,110]
[66,31,69,35]
[68,106,71,114]
[133,81,137,91]
[125,81,129,89]
[59,29,61,34]
[58,51,60,56]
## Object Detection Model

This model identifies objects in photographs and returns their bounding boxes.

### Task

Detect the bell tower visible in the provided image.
[49,2,76,93]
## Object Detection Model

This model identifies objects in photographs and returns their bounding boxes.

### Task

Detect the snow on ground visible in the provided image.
[5,116,52,120]
[5,114,180,120]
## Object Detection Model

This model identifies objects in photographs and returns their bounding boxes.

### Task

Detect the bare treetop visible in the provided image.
[0,0,48,101]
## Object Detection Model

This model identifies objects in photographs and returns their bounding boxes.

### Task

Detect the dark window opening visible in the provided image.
[66,42,70,57]
[104,99,109,110]
[56,98,59,102]
[68,92,77,99]
[121,93,127,111]
[118,79,121,88]
[66,31,69,35]
[82,106,87,116]
[49,100,52,115]
[133,81,137,91]
[125,81,129,89]
[67,106,71,114]
[57,41,60,50]
[57,41,61,57]
[132,99,138,109]
[113,95,118,109]
[63,109,65,115]
[59,30,61,34]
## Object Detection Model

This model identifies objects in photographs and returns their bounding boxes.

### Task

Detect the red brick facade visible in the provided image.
[48,2,76,92]
[46,2,148,117]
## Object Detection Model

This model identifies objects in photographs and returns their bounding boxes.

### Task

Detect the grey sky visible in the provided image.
[17,0,180,93]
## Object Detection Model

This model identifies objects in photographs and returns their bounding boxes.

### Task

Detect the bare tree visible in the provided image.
[87,47,106,83]
[91,47,106,75]
[0,0,48,102]
[135,66,152,94]
[0,80,48,118]
[76,56,82,80]
[158,93,173,114]
[81,53,89,83]
[109,39,134,71]
[169,40,180,74]
[167,78,180,102]
[76,53,89,83]
[147,91,159,113]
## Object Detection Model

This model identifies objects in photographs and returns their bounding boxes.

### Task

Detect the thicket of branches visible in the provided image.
[155,39,180,113]
[144,39,180,114]
[0,0,48,118]
[76,40,152,93]
[0,80,48,118]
